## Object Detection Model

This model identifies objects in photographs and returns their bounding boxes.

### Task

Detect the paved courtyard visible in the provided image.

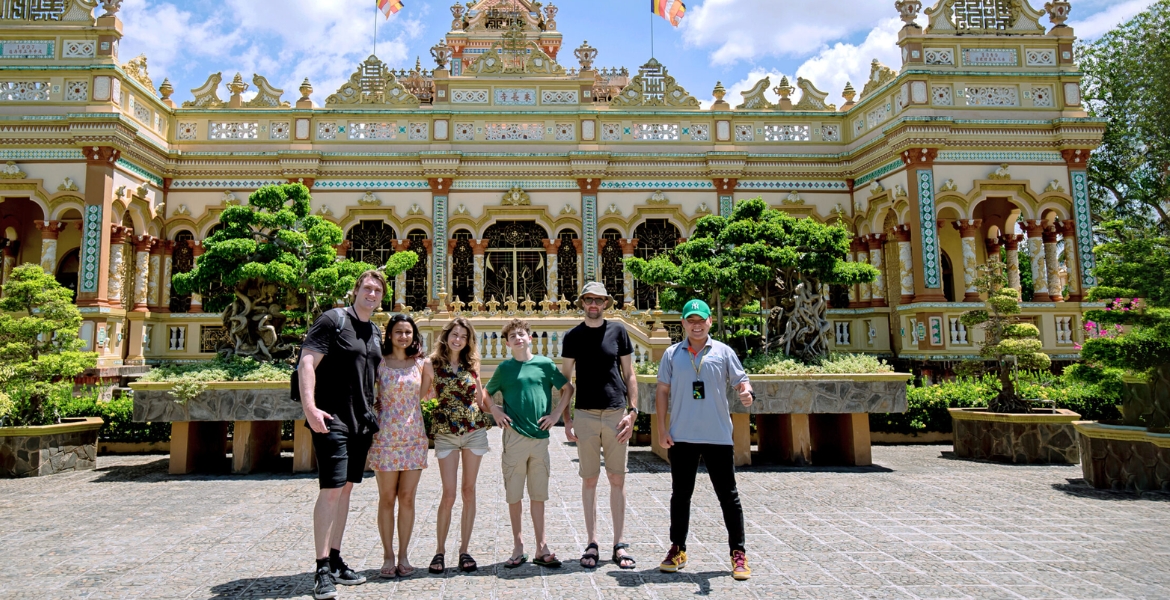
[2,428,1168,600]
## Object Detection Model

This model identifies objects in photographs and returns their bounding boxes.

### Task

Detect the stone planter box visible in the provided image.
[637,373,911,467]
[130,381,312,475]
[1074,421,1170,491]
[0,417,104,478]
[948,408,1080,464]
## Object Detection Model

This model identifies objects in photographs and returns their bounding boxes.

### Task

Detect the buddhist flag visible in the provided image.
[669,0,686,26]
[652,0,685,27]
[378,0,403,19]
[651,0,671,21]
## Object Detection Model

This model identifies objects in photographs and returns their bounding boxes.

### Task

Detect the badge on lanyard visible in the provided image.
[689,346,707,400]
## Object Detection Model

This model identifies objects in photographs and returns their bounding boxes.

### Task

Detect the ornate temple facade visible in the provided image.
[0,0,1101,376]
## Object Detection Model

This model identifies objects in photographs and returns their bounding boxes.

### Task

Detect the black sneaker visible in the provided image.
[330,559,367,586]
[314,567,337,600]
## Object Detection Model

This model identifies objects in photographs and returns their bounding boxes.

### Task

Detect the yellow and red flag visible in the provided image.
[651,0,671,20]
[669,0,686,26]
[378,0,403,19]
[652,0,685,27]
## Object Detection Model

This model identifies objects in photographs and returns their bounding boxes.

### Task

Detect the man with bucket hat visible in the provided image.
[655,298,755,581]
[559,282,639,570]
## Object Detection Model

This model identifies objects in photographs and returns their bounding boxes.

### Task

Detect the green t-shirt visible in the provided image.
[485,355,568,439]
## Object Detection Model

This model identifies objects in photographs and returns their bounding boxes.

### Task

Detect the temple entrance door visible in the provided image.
[484,250,545,303]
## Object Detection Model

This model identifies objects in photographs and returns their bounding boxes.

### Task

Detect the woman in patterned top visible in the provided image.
[370,314,432,579]
[426,316,492,575]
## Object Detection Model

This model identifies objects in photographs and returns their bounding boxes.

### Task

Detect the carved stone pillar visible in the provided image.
[866,233,888,307]
[147,237,165,309]
[471,238,488,304]
[393,239,411,311]
[845,252,858,307]
[542,239,559,301]
[0,244,15,290]
[447,238,458,301]
[107,225,131,306]
[158,240,174,311]
[852,237,871,306]
[577,178,601,281]
[34,220,66,274]
[1043,225,1063,302]
[712,177,738,218]
[1023,221,1050,302]
[79,146,120,308]
[900,147,946,302]
[1000,234,1024,292]
[573,238,584,293]
[952,219,983,302]
[985,236,1002,263]
[131,235,155,311]
[429,177,453,306]
[421,238,435,308]
[1058,220,1081,301]
[619,238,638,308]
[187,240,204,312]
[892,225,915,304]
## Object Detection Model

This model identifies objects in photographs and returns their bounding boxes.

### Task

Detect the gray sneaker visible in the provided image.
[313,567,337,600]
[330,559,367,586]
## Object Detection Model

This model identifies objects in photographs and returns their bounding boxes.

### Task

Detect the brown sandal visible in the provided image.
[428,553,444,575]
[580,543,599,569]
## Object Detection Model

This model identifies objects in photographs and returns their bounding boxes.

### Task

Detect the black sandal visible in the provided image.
[428,553,445,574]
[580,542,599,569]
[458,553,477,573]
[612,543,636,569]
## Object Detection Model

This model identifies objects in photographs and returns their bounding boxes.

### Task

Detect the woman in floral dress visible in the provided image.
[426,316,492,575]
[370,314,432,578]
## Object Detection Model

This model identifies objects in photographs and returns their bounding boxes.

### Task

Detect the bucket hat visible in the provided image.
[576,281,615,310]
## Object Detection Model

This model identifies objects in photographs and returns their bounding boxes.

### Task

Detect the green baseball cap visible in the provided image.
[681,299,711,320]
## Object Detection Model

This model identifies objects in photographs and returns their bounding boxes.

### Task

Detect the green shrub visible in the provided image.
[56,387,171,444]
[138,355,292,402]
[742,352,893,375]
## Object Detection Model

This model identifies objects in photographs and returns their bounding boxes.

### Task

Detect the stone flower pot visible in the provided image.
[948,407,1080,464]
[0,417,104,477]
[1074,422,1170,491]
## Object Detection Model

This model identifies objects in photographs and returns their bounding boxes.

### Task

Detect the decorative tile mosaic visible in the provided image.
[764,124,811,142]
[313,180,430,189]
[924,48,954,65]
[348,122,396,140]
[116,158,163,186]
[554,122,575,141]
[917,169,942,289]
[932,85,953,106]
[485,123,543,141]
[130,97,151,124]
[599,181,715,190]
[64,80,87,102]
[209,122,258,140]
[855,159,904,187]
[449,180,578,190]
[1031,86,1053,108]
[453,122,474,141]
[854,118,866,134]
[936,151,1064,163]
[632,123,679,141]
[820,124,840,142]
[965,86,1019,106]
[317,122,337,140]
[408,122,428,141]
[690,123,709,142]
[433,194,447,298]
[168,179,286,190]
[738,180,849,191]
[1070,170,1096,288]
[734,124,754,142]
[494,88,536,105]
[0,81,50,101]
[177,123,197,140]
[80,204,102,293]
[61,39,95,58]
[450,89,488,104]
[582,194,597,280]
[0,40,53,58]
[1025,48,1056,67]
[269,121,290,140]
[867,104,889,128]
[601,123,621,141]
[0,149,84,160]
[541,90,577,104]
[719,194,733,217]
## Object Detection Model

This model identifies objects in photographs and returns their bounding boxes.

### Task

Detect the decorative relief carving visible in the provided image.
[317,122,337,140]
[764,124,810,142]
[0,161,26,179]
[736,77,773,110]
[0,81,49,101]
[939,179,958,192]
[453,122,474,141]
[647,191,669,205]
[122,54,153,91]
[451,89,488,103]
[601,122,621,141]
[965,85,1019,106]
[175,204,191,216]
[690,123,709,141]
[269,121,289,140]
[1031,85,1053,107]
[925,0,1046,34]
[208,122,258,140]
[867,103,889,128]
[541,89,577,104]
[611,58,699,109]
[501,186,531,206]
[244,74,289,107]
[734,124,754,142]
[924,48,954,65]
[604,203,621,215]
[988,164,1012,180]
[932,85,953,106]
[177,123,197,140]
[326,55,420,106]
[793,78,835,111]
[221,191,240,206]
[408,122,428,140]
[467,21,566,77]
[781,191,804,205]
[62,40,96,58]
[357,191,381,206]
[183,72,223,108]
[821,124,840,142]
[860,60,897,99]
[1026,48,1056,66]
[632,123,679,141]
[554,123,574,141]
[64,80,87,102]
[485,123,543,141]
[1044,179,1064,193]
[58,177,78,191]
[348,122,396,140]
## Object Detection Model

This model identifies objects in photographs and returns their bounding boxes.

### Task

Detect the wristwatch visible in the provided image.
[627,405,639,416]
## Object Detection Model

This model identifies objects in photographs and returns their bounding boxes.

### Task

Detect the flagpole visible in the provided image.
[374,4,378,57]
[650,10,655,59]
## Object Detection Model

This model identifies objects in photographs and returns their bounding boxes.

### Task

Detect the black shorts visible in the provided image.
[311,418,373,489]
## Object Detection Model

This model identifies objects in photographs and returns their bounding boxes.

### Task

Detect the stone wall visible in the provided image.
[1078,429,1170,491]
[636,376,909,414]
[0,421,101,477]
[951,411,1079,464]
[132,386,303,422]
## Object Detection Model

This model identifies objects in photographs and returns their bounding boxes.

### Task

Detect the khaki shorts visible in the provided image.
[433,428,491,459]
[574,409,629,478]
[501,428,550,504]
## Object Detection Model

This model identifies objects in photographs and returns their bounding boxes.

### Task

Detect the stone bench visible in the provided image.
[636,373,911,467]
[131,382,314,475]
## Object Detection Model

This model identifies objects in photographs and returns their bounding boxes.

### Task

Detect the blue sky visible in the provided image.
[117,0,1157,109]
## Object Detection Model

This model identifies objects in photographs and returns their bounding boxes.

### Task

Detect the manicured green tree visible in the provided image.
[626,197,877,360]
[172,183,417,359]
[0,264,96,426]
[959,263,1051,413]
[1079,2,1170,231]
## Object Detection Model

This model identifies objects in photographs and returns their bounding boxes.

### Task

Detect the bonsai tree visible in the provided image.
[172,183,417,360]
[958,262,1051,413]
[626,197,877,361]
[0,264,96,426]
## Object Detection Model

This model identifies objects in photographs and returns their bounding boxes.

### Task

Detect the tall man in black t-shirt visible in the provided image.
[298,270,386,599]
[560,282,639,570]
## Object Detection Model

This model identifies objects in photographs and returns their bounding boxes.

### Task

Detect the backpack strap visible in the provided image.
[333,307,348,335]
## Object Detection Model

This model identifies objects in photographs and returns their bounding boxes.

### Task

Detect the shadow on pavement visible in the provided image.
[606,569,730,594]
[1052,478,1170,501]
[89,456,320,483]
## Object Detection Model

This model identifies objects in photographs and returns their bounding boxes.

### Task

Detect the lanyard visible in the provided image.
[688,345,708,380]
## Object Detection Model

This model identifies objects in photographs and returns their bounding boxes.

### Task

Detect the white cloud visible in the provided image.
[1068,0,1158,39]
[794,18,904,107]
[683,0,892,65]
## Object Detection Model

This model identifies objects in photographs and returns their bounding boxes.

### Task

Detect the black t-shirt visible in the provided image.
[302,307,382,436]
[562,320,634,411]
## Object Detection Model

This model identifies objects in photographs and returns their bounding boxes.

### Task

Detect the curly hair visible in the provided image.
[382,313,422,357]
[430,316,481,374]
[501,318,531,342]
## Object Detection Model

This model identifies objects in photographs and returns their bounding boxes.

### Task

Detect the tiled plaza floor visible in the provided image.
[2,428,1168,599]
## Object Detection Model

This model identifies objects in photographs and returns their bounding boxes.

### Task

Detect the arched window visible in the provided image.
[483,221,548,303]
[941,251,956,303]
[633,219,681,309]
[600,229,623,299]
[557,229,579,303]
[169,231,195,313]
[450,230,474,303]
[346,220,398,309]
[405,229,429,310]
[55,248,80,302]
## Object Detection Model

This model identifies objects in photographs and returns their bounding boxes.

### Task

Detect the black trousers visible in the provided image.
[668,442,745,554]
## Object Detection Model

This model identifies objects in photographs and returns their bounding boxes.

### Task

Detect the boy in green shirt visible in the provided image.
[485,318,574,569]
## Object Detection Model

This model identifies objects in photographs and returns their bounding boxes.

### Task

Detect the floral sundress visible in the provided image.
[368,358,429,472]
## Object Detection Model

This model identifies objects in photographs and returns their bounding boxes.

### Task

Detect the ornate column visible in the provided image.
[1063,149,1097,291]
[187,240,204,312]
[845,252,858,307]
[332,241,351,308]
[952,219,983,302]
[107,225,131,306]
[866,233,888,307]
[131,235,155,311]
[428,178,453,306]
[147,237,164,309]
[542,239,559,301]
[79,146,120,308]
[853,237,872,306]
[985,235,1002,264]
[447,238,458,302]
[1058,220,1082,301]
[892,225,915,304]
[712,177,738,217]
[158,240,174,311]
[619,238,638,308]
[1023,220,1050,302]
[1043,224,1063,302]
[1001,234,1024,292]
[900,147,946,302]
[471,238,488,304]
[0,243,16,289]
[577,178,601,281]
[34,220,66,273]
[392,240,410,311]
[573,238,584,292]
